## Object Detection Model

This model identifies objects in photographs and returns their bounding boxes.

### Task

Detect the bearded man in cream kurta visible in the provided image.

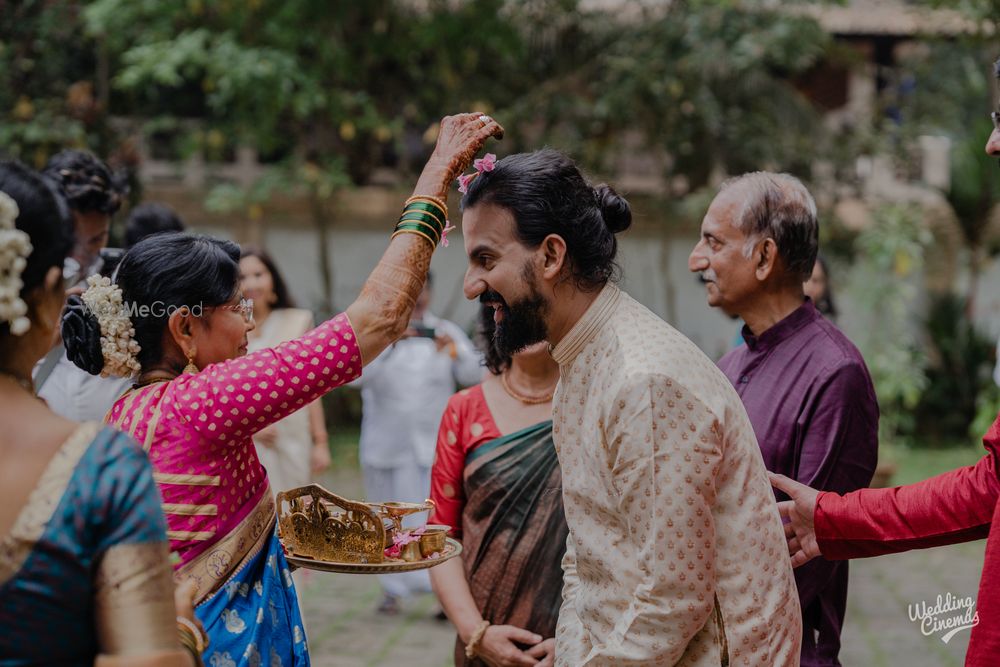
[459,149,801,666]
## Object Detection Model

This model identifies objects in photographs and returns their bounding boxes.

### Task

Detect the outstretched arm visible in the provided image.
[772,450,999,565]
[173,114,503,444]
[346,113,503,365]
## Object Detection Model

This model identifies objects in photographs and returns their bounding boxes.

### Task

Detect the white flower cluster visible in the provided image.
[80,275,142,377]
[0,192,32,336]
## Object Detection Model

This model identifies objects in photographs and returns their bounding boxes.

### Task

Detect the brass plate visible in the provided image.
[286,537,462,574]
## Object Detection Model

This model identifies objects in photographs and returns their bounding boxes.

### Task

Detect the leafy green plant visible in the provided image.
[848,204,932,447]
[915,293,996,445]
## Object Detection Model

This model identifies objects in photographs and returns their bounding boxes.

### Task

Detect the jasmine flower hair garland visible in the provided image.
[0,191,32,336]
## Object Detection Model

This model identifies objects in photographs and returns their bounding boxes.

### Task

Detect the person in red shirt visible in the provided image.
[774,84,1000,664]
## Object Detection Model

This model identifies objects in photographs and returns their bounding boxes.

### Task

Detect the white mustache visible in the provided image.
[700,271,717,283]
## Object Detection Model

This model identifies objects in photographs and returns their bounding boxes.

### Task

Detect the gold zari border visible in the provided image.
[153,472,220,486]
[177,486,276,604]
[162,503,218,516]
[95,541,178,653]
[0,423,99,586]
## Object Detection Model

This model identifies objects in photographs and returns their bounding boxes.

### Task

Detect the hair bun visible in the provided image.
[594,184,632,234]
[62,295,104,375]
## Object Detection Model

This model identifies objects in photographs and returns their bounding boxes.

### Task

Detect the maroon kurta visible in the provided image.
[718,299,879,666]
[815,416,1000,667]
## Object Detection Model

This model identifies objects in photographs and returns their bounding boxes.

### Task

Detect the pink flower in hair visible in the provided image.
[474,153,497,173]
[457,173,475,194]
[441,224,456,247]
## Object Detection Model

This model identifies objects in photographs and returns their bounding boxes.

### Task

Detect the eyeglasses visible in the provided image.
[223,298,254,323]
[992,111,1000,131]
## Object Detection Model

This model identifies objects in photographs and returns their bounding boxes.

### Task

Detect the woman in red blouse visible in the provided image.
[429,304,564,667]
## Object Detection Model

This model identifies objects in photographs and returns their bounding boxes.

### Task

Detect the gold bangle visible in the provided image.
[176,616,207,653]
[177,636,205,667]
[391,228,438,250]
[406,194,448,213]
[465,620,491,659]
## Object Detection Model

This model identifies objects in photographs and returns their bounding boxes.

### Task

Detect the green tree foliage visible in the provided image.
[503,0,831,186]
[848,204,932,447]
[77,0,831,187]
[0,1,97,166]
[83,0,530,183]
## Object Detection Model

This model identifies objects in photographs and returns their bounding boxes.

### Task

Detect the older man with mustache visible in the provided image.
[688,173,879,667]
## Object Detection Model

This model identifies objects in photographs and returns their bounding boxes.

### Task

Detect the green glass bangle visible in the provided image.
[403,201,447,226]
[398,210,445,234]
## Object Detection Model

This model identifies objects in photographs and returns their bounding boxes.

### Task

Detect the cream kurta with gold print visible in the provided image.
[551,284,801,666]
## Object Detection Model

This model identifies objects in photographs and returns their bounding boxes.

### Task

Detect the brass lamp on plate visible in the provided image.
[276,484,461,574]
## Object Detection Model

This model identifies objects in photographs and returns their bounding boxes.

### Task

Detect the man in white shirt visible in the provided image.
[352,273,483,613]
[40,202,185,420]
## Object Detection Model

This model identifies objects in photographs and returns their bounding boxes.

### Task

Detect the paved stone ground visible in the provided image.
[299,468,984,666]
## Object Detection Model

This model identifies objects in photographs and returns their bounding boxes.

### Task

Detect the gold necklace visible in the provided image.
[499,371,556,405]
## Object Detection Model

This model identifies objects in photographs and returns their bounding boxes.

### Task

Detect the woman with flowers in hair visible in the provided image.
[0,161,206,665]
[63,113,503,666]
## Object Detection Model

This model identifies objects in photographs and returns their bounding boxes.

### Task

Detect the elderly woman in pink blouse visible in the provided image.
[61,113,503,667]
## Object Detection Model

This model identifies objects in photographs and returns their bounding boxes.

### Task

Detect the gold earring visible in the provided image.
[184,349,199,375]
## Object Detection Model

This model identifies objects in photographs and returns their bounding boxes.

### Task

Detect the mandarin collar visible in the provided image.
[741,298,818,352]
[550,282,622,366]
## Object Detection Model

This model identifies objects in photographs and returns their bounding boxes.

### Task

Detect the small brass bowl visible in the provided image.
[420,526,448,557]
[400,540,424,562]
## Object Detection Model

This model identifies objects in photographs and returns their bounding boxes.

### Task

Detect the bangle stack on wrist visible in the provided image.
[392,195,449,249]
[465,619,491,659]
[176,616,207,666]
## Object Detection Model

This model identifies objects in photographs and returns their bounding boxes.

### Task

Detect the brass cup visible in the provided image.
[400,540,424,562]
[419,527,448,558]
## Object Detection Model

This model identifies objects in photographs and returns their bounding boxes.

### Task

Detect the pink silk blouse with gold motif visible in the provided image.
[106,313,361,598]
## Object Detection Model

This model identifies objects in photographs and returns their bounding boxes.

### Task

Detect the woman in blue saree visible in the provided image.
[0,160,198,665]
[61,114,502,666]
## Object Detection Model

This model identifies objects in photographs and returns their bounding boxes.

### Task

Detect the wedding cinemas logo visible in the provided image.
[908,592,979,643]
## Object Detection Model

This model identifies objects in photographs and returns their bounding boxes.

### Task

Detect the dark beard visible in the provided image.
[491,274,549,358]
[495,292,548,358]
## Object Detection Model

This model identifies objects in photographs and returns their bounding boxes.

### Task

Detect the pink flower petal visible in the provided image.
[441,224,456,248]
[457,173,475,194]
[474,153,497,173]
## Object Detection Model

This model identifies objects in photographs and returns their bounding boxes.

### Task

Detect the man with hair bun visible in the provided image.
[460,148,801,665]
[689,172,879,666]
